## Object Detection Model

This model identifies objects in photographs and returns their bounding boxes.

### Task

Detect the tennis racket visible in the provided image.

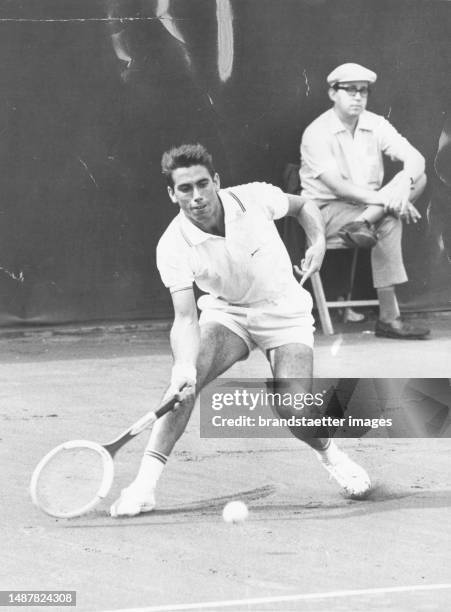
[30,396,177,519]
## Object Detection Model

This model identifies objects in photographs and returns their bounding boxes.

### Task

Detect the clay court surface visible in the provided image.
[1,316,451,612]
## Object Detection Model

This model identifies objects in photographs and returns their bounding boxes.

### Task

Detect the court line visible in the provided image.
[93,583,451,612]
[0,17,179,23]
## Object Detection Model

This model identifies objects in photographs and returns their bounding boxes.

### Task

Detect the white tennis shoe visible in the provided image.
[316,443,371,499]
[110,486,156,517]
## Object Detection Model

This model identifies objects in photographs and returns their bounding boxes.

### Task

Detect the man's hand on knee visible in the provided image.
[399,201,421,224]
[380,172,418,219]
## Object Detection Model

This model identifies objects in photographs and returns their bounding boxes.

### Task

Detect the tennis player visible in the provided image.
[110,143,371,517]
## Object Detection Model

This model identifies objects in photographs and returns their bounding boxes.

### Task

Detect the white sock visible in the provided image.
[130,450,168,494]
[314,440,341,463]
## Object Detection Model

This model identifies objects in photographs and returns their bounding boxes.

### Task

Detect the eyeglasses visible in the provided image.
[333,84,370,97]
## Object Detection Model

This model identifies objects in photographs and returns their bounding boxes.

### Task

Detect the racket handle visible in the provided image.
[105,396,179,455]
[154,396,178,419]
[128,396,177,436]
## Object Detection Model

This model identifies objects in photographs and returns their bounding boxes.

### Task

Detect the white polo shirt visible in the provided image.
[300,108,417,202]
[156,182,301,305]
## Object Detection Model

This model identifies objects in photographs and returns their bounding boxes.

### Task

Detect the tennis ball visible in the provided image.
[222,500,249,524]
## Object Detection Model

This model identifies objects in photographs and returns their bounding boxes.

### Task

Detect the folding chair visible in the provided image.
[281,162,378,335]
[310,248,378,335]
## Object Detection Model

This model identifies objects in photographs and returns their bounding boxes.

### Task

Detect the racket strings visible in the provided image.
[34,446,106,517]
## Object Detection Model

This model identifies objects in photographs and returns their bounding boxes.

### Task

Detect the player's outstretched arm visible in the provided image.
[166,287,200,405]
[286,195,326,285]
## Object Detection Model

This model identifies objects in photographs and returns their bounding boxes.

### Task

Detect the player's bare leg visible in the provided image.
[267,343,328,450]
[110,323,248,517]
[144,323,248,456]
[267,342,371,499]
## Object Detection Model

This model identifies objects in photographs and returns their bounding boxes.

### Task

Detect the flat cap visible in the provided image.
[327,63,377,85]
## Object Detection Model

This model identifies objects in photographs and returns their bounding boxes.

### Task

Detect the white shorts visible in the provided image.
[198,289,315,355]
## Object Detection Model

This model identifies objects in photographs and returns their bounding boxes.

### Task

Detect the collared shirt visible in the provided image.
[156,182,300,305]
[300,108,417,201]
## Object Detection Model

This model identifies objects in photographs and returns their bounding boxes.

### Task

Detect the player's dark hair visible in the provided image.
[161,143,215,187]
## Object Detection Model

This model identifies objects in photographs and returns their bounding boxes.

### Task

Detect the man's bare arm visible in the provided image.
[318,170,389,207]
[286,194,326,285]
[167,287,200,397]
[381,147,426,216]
[319,145,425,213]
[399,147,425,183]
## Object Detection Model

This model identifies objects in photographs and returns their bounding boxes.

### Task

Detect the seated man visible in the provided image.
[300,62,430,339]
[110,143,371,517]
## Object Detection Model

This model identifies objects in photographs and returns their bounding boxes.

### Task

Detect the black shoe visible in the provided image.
[338,221,378,249]
[375,318,431,339]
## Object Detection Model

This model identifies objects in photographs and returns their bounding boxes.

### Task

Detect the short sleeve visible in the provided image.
[156,230,194,292]
[239,182,289,220]
[377,117,413,162]
[301,125,338,179]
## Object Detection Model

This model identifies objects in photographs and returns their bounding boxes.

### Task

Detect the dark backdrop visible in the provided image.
[0,0,449,325]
